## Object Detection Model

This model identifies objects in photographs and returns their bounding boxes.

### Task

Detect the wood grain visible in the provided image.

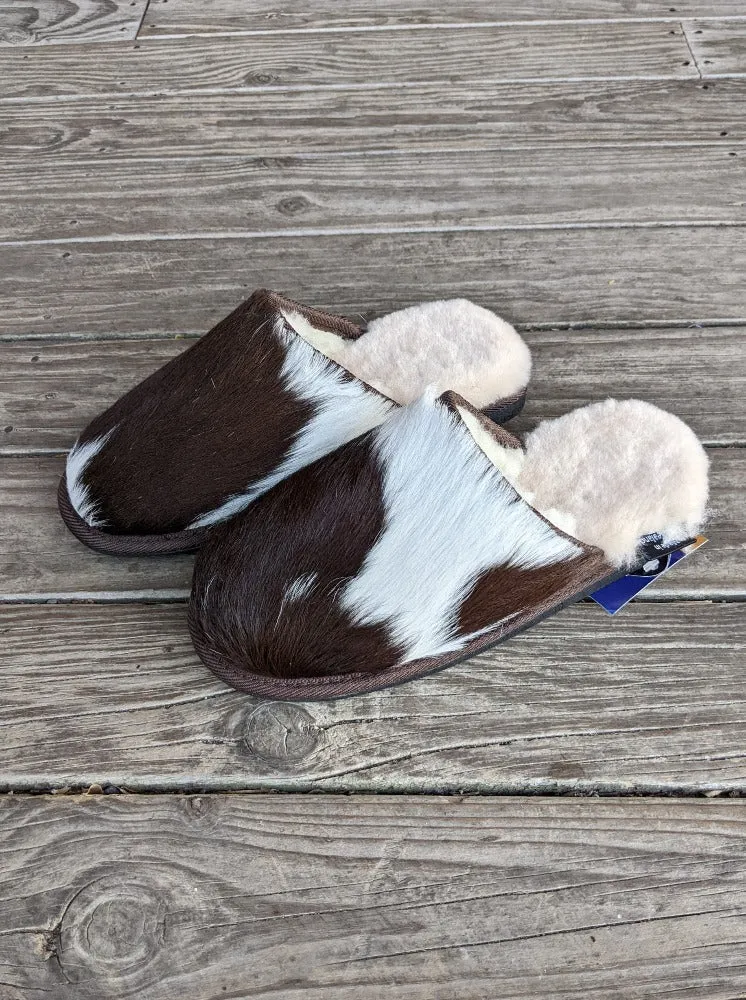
[0,80,740,161]
[511,325,746,443]
[0,22,698,101]
[2,227,746,336]
[1,794,746,999]
[139,0,746,35]
[0,326,743,452]
[687,17,746,76]
[0,0,743,971]
[0,338,191,449]
[1,602,744,790]
[1,145,744,244]
[0,453,194,598]
[0,449,741,599]
[0,0,147,45]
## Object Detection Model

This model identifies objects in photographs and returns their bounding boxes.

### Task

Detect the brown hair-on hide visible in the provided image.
[188,394,613,700]
[78,290,363,535]
[189,434,404,682]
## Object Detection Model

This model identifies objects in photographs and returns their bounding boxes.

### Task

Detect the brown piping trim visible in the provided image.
[480,386,527,425]
[264,290,363,340]
[57,477,207,556]
[190,527,695,701]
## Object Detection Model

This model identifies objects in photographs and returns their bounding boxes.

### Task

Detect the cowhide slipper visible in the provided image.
[188,392,709,700]
[58,290,531,556]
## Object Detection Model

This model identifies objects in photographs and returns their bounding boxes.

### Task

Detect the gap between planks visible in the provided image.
[0,141,742,162]
[137,15,746,32]
[1,779,744,796]
[2,318,746,342]
[8,584,716,608]
[138,17,746,38]
[2,220,746,250]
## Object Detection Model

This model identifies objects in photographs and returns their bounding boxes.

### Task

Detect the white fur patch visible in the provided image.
[340,395,581,664]
[189,320,395,528]
[283,571,319,605]
[65,429,114,527]
[283,299,531,409]
[512,399,709,567]
[275,571,319,630]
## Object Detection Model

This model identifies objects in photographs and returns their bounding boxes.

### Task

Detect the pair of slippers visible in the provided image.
[59,290,709,700]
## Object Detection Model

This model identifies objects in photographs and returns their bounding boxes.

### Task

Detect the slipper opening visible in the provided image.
[457,398,709,568]
[280,299,531,411]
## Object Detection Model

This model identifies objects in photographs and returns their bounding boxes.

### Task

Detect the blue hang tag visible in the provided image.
[589,535,708,615]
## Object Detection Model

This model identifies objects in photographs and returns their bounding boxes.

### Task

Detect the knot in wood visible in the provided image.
[243,702,321,764]
[276,194,311,216]
[0,28,33,44]
[58,875,168,982]
[246,71,278,85]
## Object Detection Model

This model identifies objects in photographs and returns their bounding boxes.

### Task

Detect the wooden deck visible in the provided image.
[1,2,745,996]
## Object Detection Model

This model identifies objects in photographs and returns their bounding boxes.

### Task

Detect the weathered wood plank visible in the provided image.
[1,602,744,790]
[0,80,739,161]
[2,145,744,244]
[0,338,191,450]
[1,327,743,452]
[0,450,740,599]
[512,326,746,443]
[2,228,746,336]
[688,17,746,75]
[0,0,147,45]
[2,796,746,1000]
[0,23,698,100]
[139,0,746,36]
[0,453,194,597]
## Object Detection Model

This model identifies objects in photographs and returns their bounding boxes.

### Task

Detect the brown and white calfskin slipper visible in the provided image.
[188,392,709,701]
[58,290,531,556]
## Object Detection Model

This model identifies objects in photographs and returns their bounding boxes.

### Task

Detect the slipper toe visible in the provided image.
[189,393,626,700]
[59,291,532,556]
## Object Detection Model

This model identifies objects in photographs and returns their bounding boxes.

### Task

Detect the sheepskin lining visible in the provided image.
[281,299,531,409]
[458,398,709,568]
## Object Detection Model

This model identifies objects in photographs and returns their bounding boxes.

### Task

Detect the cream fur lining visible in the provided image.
[281,299,531,409]
[459,398,709,568]
[456,406,526,483]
